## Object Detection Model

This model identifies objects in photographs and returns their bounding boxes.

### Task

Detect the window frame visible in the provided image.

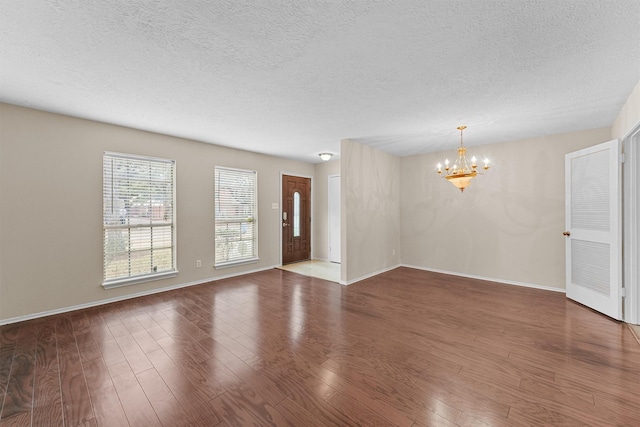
[102,152,177,289]
[214,166,259,268]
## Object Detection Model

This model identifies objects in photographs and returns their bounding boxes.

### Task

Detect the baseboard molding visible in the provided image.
[401,264,566,293]
[1,263,565,325]
[0,264,279,325]
[344,264,401,285]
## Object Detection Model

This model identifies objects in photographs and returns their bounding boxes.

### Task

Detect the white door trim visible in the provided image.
[623,124,640,324]
[328,174,341,263]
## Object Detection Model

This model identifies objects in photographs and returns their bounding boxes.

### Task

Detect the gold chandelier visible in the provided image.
[436,125,489,192]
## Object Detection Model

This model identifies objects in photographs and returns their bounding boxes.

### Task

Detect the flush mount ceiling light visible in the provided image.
[436,126,490,192]
[319,153,333,161]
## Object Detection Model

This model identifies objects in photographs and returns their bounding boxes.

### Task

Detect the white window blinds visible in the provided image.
[103,152,176,287]
[215,167,258,267]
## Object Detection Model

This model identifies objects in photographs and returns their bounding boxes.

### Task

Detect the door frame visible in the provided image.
[279,171,313,266]
[623,123,640,324]
[328,174,341,264]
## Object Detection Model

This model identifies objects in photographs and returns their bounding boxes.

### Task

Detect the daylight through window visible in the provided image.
[103,152,176,287]
[215,166,258,267]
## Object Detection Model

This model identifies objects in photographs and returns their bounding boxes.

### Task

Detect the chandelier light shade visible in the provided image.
[319,152,333,161]
[436,126,489,192]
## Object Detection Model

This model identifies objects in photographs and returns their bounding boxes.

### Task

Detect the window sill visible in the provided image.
[102,270,178,289]
[215,257,259,269]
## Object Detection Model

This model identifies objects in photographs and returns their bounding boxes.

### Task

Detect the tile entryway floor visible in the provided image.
[278,259,341,283]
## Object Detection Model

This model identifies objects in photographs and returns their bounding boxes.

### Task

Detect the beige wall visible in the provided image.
[0,103,313,322]
[313,159,340,261]
[400,127,611,289]
[342,139,401,283]
[3,80,636,322]
[612,80,640,140]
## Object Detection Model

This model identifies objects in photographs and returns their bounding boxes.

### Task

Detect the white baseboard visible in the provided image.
[1,263,564,325]
[401,264,566,293]
[0,264,278,325]
[344,264,401,285]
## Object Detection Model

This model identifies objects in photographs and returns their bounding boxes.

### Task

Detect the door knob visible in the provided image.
[563,231,571,236]
[283,222,289,227]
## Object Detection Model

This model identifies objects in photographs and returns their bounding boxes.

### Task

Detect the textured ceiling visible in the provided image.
[1,1,639,163]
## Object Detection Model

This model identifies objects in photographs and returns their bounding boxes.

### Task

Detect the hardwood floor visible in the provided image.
[1,267,639,426]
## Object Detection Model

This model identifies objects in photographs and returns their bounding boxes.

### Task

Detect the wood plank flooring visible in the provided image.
[1,267,639,426]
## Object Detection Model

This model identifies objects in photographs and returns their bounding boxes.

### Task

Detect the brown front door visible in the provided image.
[282,175,311,264]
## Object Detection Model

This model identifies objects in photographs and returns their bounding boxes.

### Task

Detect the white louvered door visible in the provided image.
[565,139,622,320]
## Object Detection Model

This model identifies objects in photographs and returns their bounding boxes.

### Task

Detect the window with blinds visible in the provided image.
[214,166,258,267]
[103,152,176,288]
